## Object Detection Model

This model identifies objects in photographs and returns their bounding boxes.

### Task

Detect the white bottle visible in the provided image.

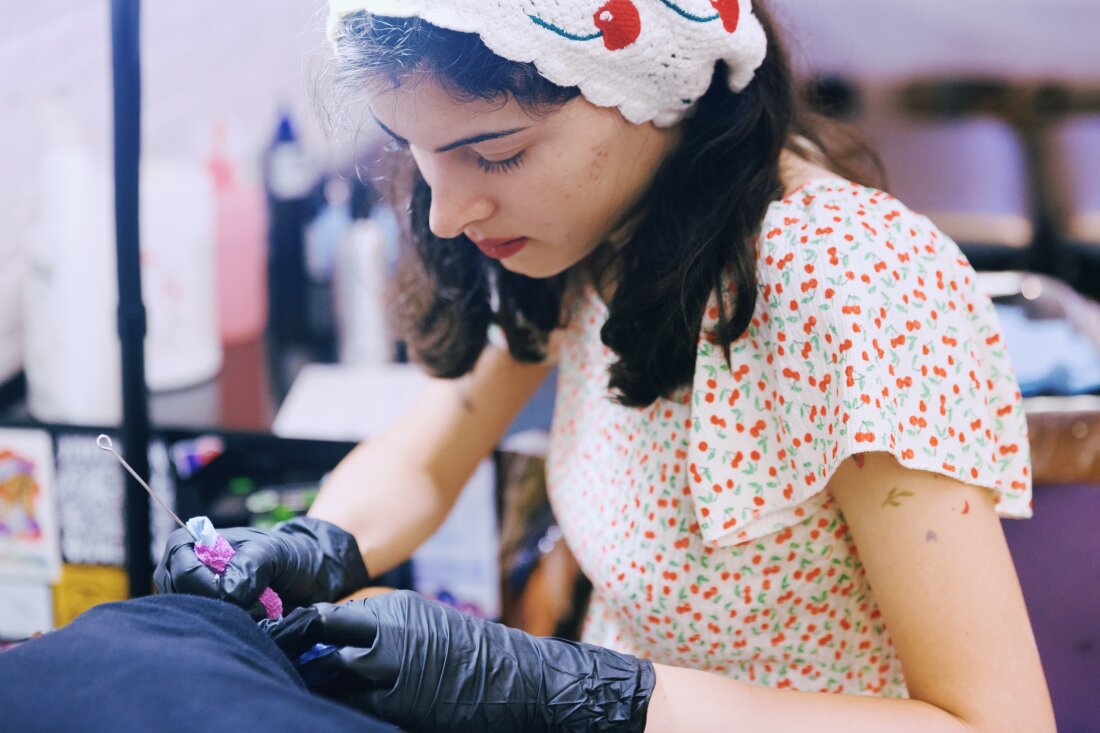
[140,158,222,391]
[333,211,395,366]
[24,111,122,425]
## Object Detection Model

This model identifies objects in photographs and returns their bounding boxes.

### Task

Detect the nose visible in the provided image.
[422,160,496,240]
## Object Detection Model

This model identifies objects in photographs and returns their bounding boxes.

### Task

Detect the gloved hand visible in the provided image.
[266,590,655,733]
[154,516,371,611]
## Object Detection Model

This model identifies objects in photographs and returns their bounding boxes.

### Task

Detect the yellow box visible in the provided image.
[52,564,129,628]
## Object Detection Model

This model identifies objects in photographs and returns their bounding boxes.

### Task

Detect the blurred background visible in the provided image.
[0,1,1098,729]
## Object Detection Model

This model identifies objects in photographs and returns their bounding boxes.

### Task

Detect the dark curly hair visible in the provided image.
[327,5,881,407]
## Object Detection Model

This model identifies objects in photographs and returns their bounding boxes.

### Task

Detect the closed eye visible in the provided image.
[475,151,527,174]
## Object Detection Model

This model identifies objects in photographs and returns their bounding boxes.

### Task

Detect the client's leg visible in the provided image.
[0,594,401,733]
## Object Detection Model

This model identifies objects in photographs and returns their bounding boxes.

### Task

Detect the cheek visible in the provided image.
[522,163,583,219]
[550,141,616,217]
[503,139,625,236]
[587,142,611,183]
[543,140,613,201]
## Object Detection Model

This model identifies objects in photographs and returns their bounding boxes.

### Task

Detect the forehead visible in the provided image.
[368,77,534,144]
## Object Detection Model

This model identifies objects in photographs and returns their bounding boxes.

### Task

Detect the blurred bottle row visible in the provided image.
[8,105,398,426]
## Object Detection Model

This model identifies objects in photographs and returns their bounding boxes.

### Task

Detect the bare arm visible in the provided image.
[308,346,554,577]
[644,452,1055,733]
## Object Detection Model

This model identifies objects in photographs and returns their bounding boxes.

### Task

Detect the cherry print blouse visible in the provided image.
[544,178,1032,696]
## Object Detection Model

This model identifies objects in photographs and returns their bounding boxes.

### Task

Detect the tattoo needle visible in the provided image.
[96,434,198,542]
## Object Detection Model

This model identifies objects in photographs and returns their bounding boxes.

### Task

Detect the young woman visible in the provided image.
[158,1,1055,731]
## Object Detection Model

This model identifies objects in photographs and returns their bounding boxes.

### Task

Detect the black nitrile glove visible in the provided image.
[154,516,371,611]
[267,590,655,733]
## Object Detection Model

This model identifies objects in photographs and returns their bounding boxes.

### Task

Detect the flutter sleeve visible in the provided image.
[687,182,1032,547]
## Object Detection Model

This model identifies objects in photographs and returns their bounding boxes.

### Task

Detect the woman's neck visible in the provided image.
[779,148,842,195]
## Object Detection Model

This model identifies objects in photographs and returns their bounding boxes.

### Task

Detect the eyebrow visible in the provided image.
[371,113,528,153]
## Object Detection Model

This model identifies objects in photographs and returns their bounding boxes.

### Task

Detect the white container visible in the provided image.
[334,216,394,365]
[140,158,222,391]
[24,130,122,425]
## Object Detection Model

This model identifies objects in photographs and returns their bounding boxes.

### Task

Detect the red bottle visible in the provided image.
[208,124,268,346]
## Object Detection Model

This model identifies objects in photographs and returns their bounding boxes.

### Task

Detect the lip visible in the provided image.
[470,236,528,260]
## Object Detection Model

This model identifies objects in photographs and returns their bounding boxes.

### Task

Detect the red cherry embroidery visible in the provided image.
[709,0,740,33]
[594,0,642,51]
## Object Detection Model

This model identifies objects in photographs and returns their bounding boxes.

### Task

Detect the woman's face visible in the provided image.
[368,77,680,278]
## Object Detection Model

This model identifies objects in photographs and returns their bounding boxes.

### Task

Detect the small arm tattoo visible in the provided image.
[925,530,938,542]
[881,486,915,508]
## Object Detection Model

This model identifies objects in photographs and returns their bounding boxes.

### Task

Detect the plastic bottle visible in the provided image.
[23,106,122,425]
[140,157,222,391]
[304,178,353,361]
[333,198,398,366]
[264,111,318,351]
[208,123,268,346]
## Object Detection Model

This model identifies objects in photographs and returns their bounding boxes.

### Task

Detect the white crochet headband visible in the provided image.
[327,0,769,127]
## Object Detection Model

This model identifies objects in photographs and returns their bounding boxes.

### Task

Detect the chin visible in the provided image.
[500,256,571,280]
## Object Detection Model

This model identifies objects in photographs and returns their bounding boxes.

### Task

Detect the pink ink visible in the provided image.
[190,517,283,620]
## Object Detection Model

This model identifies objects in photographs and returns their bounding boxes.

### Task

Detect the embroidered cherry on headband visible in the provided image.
[710,0,740,33]
[594,0,641,50]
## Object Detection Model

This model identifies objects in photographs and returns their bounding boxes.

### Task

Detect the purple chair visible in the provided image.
[870,116,1035,264]
[1002,483,1100,732]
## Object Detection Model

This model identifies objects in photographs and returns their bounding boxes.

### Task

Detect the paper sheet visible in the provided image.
[273,363,430,442]
[0,428,61,582]
[0,579,53,640]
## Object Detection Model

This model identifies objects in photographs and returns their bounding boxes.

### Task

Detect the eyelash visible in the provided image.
[390,138,528,175]
[475,151,527,174]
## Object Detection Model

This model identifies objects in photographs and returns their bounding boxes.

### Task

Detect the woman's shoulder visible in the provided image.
[768,162,941,230]
[764,175,925,246]
[752,172,991,357]
[756,172,968,293]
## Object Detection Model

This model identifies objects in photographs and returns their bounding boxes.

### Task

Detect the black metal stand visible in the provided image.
[110,0,153,597]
